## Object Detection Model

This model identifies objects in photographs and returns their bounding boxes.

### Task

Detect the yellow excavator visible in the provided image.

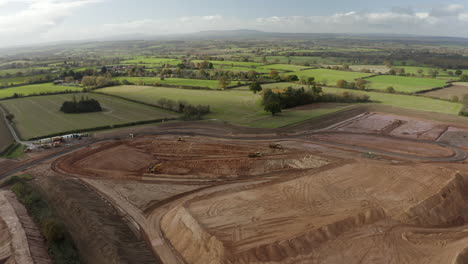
[148,163,163,173]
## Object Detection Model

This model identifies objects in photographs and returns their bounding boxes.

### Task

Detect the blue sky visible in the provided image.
[1,0,468,47]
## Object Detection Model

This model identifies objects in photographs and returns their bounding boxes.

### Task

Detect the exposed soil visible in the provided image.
[16,110,468,264]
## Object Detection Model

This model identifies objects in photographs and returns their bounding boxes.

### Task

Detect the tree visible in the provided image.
[456,70,463,76]
[384,60,393,68]
[269,70,279,78]
[81,76,97,87]
[262,89,282,115]
[101,66,108,74]
[218,76,231,89]
[5,113,14,123]
[356,79,368,90]
[460,74,468,82]
[385,86,396,93]
[336,80,348,88]
[249,82,262,94]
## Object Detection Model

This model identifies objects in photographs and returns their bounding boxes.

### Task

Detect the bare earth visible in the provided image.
[13,111,468,264]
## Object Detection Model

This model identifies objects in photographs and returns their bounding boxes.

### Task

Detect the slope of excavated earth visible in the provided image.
[24,111,468,264]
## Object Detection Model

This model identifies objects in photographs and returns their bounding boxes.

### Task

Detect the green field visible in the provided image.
[120,56,182,65]
[115,77,222,89]
[258,64,311,72]
[0,74,53,86]
[0,83,83,99]
[238,82,462,115]
[0,93,180,140]
[366,75,448,93]
[0,112,14,152]
[250,105,353,128]
[191,60,263,67]
[213,65,271,73]
[323,87,462,115]
[97,85,350,127]
[286,69,373,84]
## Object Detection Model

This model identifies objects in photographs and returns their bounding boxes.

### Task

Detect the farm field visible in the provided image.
[114,77,222,89]
[191,60,263,67]
[258,64,311,72]
[249,104,353,128]
[0,93,180,140]
[286,68,373,84]
[0,110,14,152]
[255,56,347,65]
[0,74,53,86]
[323,87,462,115]
[366,75,448,93]
[120,57,182,65]
[0,83,82,99]
[97,85,349,127]
[236,82,462,115]
[213,65,270,73]
[349,65,389,73]
[424,82,468,100]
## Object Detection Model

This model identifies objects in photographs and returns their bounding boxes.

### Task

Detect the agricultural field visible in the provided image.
[286,69,373,84]
[0,83,83,99]
[213,65,270,73]
[0,74,53,86]
[97,85,350,127]
[240,82,463,115]
[114,77,222,89]
[258,64,311,72]
[366,75,448,93]
[349,65,390,73]
[120,57,182,65]
[255,56,348,65]
[191,60,264,67]
[0,111,14,152]
[424,82,468,100]
[0,93,180,140]
[323,86,462,115]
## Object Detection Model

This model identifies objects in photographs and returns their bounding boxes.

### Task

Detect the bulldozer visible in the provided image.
[269,143,283,150]
[248,152,264,158]
[148,163,163,173]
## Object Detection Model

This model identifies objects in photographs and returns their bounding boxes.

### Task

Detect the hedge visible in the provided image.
[28,117,180,141]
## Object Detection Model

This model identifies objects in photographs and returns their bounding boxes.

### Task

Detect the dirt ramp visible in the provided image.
[161,161,465,264]
[0,219,14,264]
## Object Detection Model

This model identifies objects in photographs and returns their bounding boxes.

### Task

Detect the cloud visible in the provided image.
[0,0,101,46]
[3,3,468,47]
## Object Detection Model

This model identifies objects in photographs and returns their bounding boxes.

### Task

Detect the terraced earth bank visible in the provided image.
[27,112,468,264]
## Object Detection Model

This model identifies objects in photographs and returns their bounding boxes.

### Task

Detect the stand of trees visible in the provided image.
[60,96,102,113]
[262,86,370,115]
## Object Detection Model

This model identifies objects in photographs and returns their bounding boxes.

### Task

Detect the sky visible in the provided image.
[2,0,468,47]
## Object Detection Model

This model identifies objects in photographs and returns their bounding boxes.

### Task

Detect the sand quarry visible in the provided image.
[28,112,468,264]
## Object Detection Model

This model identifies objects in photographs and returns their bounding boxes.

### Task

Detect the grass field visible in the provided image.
[250,104,353,128]
[238,82,462,115]
[258,64,311,72]
[97,85,351,127]
[323,87,462,115]
[191,60,263,67]
[0,111,14,152]
[0,83,83,99]
[286,69,373,84]
[213,65,271,73]
[120,57,182,65]
[366,75,448,93]
[0,74,53,86]
[0,93,180,140]
[114,77,222,89]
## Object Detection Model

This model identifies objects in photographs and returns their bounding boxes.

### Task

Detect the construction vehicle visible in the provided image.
[177,137,185,142]
[148,163,163,173]
[248,152,264,158]
[269,143,283,150]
